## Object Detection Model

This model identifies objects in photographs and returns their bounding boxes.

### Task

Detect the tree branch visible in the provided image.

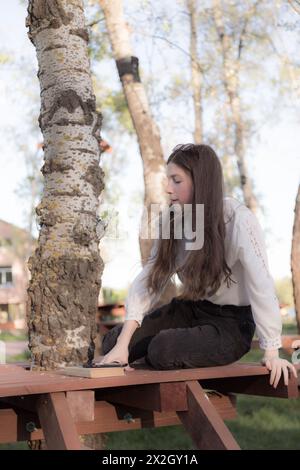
[237,0,261,61]
[287,0,300,15]
[87,17,105,28]
[133,29,205,74]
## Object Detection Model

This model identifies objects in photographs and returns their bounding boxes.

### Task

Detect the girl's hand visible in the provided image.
[97,342,134,371]
[261,354,297,388]
[291,339,300,349]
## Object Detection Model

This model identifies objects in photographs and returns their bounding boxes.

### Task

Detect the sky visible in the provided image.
[0,0,299,289]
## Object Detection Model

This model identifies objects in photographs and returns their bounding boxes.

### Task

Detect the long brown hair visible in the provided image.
[147,143,233,300]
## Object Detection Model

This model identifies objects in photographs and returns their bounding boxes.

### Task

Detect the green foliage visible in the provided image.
[169,75,189,99]
[84,0,111,62]
[102,287,128,304]
[0,53,11,65]
[87,19,111,63]
[275,277,294,307]
[103,91,134,134]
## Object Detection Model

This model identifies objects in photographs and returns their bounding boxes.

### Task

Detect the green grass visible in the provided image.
[227,394,300,450]
[282,322,299,335]
[105,426,194,450]
[0,442,29,450]
[7,351,31,363]
[0,331,28,342]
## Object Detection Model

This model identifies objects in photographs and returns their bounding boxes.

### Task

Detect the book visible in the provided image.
[57,364,126,378]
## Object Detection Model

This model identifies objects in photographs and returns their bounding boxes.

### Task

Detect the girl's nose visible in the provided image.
[165,179,173,195]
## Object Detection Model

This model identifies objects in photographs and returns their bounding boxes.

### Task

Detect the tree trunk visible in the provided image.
[26,0,104,370]
[99,0,169,264]
[187,0,203,144]
[213,0,258,212]
[99,0,177,305]
[291,184,300,333]
[232,89,258,212]
[222,101,238,195]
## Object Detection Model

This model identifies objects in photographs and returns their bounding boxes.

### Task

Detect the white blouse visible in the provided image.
[125,197,282,351]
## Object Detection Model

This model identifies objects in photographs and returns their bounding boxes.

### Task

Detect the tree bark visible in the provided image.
[99,0,169,264]
[26,0,104,369]
[187,0,203,144]
[99,0,177,306]
[213,0,258,212]
[291,183,300,333]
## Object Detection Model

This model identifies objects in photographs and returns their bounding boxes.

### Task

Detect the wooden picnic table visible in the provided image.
[0,362,299,450]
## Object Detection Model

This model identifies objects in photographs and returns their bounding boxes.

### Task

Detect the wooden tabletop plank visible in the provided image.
[0,363,298,398]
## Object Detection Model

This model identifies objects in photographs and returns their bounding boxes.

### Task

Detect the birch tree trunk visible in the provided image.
[99,0,177,306]
[99,0,168,264]
[187,0,203,144]
[213,0,258,212]
[291,183,300,333]
[26,0,104,369]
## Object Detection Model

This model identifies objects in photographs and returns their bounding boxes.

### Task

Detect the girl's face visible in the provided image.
[165,162,194,206]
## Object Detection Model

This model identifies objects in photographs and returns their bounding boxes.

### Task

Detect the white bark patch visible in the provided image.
[65,325,88,349]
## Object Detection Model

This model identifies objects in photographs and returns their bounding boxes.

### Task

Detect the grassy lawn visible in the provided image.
[0,442,29,450]
[6,351,31,363]
[0,331,28,342]
[282,322,299,335]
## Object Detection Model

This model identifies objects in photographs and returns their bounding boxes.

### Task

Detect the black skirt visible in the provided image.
[102,298,256,370]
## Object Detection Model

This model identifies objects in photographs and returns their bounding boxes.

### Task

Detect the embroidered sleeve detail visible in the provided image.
[258,335,282,351]
[237,207,282,353]
[245,216,269,274]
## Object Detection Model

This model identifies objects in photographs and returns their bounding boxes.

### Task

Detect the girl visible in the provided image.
[99,144,297,389]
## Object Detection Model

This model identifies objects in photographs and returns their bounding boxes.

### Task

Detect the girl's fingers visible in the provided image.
[289,363,298,378]
[273,366,282,389]
[264,359,298,388]
[265,359,272,370]
[282,365,289,387]
[99,354,109,364]
[269,363,277,385]
[99,354,114,365]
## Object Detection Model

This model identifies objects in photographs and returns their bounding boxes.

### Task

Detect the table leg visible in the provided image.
[36,392,84,450]
[177,380,240,450]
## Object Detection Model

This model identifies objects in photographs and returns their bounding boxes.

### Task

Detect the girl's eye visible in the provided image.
[174,180,181,184]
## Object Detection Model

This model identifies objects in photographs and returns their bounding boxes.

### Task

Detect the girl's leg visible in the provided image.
[145,322,252,370]
[101,298,195,362]
[101,299,255,368]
